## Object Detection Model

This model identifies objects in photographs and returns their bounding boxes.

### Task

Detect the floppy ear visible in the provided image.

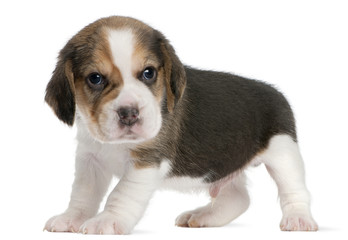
[45,59,75,126]
[159,35,186,113]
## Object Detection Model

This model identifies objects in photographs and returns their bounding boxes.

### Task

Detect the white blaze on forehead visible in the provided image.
[103,28,162,143]
[108,29,135,79]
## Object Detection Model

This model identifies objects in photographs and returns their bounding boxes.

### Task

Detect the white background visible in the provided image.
[0,0,347,239]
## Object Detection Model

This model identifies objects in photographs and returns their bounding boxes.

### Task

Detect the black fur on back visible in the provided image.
[168,67,296,182]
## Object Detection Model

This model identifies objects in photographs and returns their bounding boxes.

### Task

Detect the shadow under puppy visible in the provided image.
[44,16,318,234]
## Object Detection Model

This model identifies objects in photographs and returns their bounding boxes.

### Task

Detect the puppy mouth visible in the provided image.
[121,126,136,135]
[121,131,139,140]
[116,119,144,140]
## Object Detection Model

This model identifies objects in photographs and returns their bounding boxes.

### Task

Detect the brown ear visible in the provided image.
[45,59,75,126]
[159,36,186,113]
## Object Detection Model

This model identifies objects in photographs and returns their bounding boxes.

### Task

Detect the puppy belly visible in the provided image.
[158,160,248,195]
[160,176,209,193]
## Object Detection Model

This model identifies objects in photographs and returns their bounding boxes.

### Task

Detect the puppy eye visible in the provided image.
[88,73,103,85]
[141,67,157,84]
[86,72,106,90]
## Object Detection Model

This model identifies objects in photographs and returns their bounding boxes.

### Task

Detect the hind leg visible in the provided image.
[175,173,249,228]
[261,135,318,231]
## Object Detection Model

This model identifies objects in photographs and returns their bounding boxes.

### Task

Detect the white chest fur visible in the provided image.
[75,120,209,192]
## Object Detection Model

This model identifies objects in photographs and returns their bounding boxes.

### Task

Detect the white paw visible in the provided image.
[44,211,88,233]
[79,211,131,235]
[175,210,196,227]
[175,207,215,228]
[280,214,318,231]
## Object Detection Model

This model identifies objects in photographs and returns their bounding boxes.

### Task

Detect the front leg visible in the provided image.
[44,152,113,232]
[80,163,161,235]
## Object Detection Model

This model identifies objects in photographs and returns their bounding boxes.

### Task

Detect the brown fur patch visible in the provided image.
[160,43,175,112]
[132,42,165,104]
[133,160,157,170]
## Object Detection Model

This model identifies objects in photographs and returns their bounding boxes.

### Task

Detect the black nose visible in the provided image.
[117,107,139,126]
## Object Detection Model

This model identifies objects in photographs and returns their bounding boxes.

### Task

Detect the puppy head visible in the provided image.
[45,16,186,143]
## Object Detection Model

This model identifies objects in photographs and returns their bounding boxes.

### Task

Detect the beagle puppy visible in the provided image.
[44,16,318,234]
